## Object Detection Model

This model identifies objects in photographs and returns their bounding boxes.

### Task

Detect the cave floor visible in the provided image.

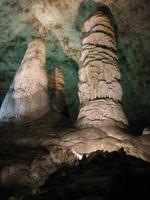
[0,112,150,200]
[0,111,70,167]
[30,150,150,200]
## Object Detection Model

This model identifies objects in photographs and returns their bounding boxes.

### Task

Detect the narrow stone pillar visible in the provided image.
[48,67,66,113]
[0,38,49,122]
[77,11,128,129]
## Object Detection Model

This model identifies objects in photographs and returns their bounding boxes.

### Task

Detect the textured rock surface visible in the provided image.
[0,120,150,192]
[48,67,66,113]
[0,1,150,199]
[0,0,150,129]
[0,38,49,122]
[27,150,150,200]
[0,120,150,199]
[77,10,128,129]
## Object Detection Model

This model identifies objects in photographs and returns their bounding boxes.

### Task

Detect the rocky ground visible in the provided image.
[1,150,150,200]
[29,150,150,200]
[0,111,150,200]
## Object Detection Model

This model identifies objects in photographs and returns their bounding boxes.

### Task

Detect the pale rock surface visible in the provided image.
[0,38,49,122]
[77,11,128,129]
[142,127,150,135]
[0,0,150,127]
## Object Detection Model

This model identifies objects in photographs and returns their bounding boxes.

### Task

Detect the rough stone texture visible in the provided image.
[0,120,150,197]
[77,11,128,129]
[0,38,49,122]
[26,150,150,200]
[2,150,150,200]
[0,0,149,129]
[48,67,66,113]
[1,150,150,200]
[0,1,150,198]
[0,0,150,130]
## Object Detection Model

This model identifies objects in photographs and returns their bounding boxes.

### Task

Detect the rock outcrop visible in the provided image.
[0,38,49,122]
[77,10,128,129]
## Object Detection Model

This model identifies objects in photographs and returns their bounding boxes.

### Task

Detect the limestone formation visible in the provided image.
[0,0,150,128]
[48,67,66,113]
[77,11,128,129]
[0,1,150,197]
[0,38,49,122]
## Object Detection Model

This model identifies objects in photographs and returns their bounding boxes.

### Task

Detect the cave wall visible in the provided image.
[0,0,150,131]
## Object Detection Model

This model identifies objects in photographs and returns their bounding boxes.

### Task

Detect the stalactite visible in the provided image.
[77,11,128,129]
[0,38,49,122]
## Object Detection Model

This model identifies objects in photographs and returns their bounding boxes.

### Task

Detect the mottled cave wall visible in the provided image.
[115,1,150,132]
[0,0,150,132]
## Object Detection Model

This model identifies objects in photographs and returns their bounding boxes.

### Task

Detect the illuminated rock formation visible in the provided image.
[48,67,66,113]
[0,0,150,128]
[77,11,128,129]
[0,38,49,122]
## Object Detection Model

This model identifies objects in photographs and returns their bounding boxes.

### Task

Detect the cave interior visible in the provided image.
[0,0,150,200]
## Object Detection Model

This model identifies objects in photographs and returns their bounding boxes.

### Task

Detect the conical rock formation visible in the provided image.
[0,38,49,122]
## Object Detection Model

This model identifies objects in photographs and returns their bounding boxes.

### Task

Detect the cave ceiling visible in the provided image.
[0,0,150,130]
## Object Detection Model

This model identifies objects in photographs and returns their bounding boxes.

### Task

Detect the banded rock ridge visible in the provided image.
[0,38,49,122]
[77,11,128,129]
[48,67,66,113]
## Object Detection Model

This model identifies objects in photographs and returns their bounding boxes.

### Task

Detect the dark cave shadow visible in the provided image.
[18,150,150,200]
[118,48,150,135]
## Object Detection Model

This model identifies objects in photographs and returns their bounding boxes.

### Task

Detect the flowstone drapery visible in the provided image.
[77,11,128,129]
[0,38,49,122]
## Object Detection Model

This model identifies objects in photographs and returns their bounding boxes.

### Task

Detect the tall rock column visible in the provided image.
[77,11,128,129]
[0,38,49,122]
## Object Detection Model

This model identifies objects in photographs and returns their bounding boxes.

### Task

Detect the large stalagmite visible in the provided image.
[0,38,49,122]
[77,11,128,129]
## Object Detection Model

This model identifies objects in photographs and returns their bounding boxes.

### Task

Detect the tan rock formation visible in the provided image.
[77,11,128,129]
[48,67,66,113]
[0,38,49,122]
[0,0,150,127]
